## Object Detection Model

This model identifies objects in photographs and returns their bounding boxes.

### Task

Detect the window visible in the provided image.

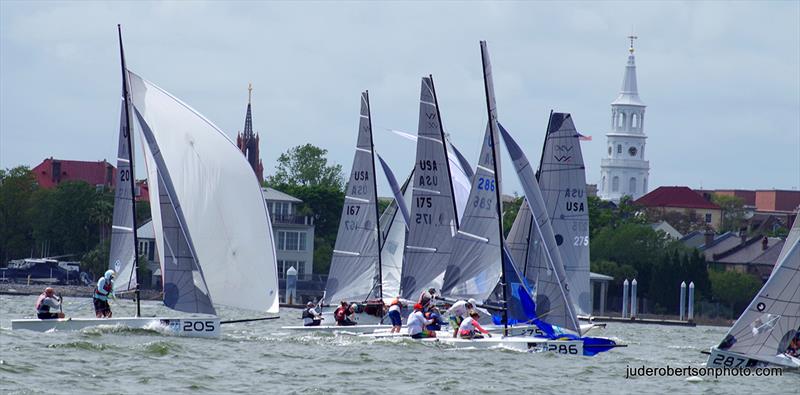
[612,176,619,192]
[629,177,637,194]
[602,176,606,192]
[617,144,622,154]
[272,201,292,218]
[631,113,638,128]
[608,146,612,156]
[277,231,307,251]
[705,213,712,223]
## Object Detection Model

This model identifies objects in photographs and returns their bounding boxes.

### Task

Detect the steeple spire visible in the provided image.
[612,35,644,106]
[244,84,254,138]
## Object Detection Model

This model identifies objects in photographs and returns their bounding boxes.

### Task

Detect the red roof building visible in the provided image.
[32,158,116,189]
[635,186,722,230]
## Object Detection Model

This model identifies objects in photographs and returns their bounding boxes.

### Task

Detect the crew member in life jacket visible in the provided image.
[35,287,64,320]
[94,270,116,318]
[302,301,323,326]
[334,301,356,326]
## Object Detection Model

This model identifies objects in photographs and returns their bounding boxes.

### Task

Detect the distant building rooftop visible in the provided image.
[635,186,720,210]
[262,187,302,203]
[32,157,116,189]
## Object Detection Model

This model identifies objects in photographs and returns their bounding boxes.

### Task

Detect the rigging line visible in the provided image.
[220,316,280,324]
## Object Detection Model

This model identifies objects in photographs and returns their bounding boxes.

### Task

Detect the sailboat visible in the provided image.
[706,219,800,369]
[434,41,619,356]
[12,25,279,337]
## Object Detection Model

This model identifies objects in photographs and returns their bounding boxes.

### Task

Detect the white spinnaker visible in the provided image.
[127,71,279,314]
[379,178,413,299]
[141,135,165,289]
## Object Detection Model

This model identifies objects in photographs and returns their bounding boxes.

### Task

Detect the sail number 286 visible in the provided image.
[477,177,495,191]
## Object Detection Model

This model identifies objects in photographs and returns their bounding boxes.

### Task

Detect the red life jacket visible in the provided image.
[94,280,113,298]
[334,306,346,322]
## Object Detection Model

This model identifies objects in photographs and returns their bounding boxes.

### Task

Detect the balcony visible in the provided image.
[271,213,314,226]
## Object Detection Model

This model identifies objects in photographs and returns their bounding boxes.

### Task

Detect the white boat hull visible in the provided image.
[707,347,800,369]
[428,336,585,355]
[11,317,221,338]
[281,324,392,334]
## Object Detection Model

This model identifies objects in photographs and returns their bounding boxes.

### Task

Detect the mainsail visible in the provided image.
[324,92,382,302]
[499,123,581,334]
[441,126,503,302]
[536,113,591,316]
[127,70,279,314]
[108,99,138,292]
[506,199,532,279]
[400,76,460,300]
[714,220,800,365]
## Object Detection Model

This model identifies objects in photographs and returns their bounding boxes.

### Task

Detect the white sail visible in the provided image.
[127,71,279,314]
[109,100,138,292]
[324,91,382,302]
[378,170,413,299]
[141,136,165,288]
[536,113,591,316]
[713,220,800,365]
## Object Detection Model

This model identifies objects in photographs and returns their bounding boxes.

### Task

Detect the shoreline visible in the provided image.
[0,283,162,300]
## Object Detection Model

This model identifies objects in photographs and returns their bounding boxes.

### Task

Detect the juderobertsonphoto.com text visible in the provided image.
[625,365,783,379]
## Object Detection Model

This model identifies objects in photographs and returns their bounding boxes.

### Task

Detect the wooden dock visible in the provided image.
[591,315,696,327]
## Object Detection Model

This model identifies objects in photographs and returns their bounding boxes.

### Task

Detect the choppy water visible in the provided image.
[1,295,796,394]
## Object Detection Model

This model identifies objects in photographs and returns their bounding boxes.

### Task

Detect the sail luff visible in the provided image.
[366,91,384,300]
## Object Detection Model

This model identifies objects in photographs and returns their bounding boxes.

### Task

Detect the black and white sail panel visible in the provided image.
[499,124,581,334]
[716,220,800,364]
[538,113,591,316]
[400,77,459,300]
[325,92,381,302]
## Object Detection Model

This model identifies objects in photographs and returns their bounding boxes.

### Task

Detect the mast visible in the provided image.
[429,75,461,230]
[479,41,508,335]
[117,24,141,317]
[365,91,383,301]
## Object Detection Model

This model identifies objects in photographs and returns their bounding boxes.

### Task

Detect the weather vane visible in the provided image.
[628,34,638,53]
[248,82,253,104]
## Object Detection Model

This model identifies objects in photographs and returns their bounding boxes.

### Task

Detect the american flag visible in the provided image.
[578,133,592,141]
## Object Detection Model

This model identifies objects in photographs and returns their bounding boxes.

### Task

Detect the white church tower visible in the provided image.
[598,35,650,202]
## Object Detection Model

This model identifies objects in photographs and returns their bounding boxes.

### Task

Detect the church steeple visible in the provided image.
[236,83,264,182]
[598,36,650,203]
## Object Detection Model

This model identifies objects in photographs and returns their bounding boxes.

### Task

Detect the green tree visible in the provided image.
[643,208,708,235]
[266,144,344,189]
[0,166,37,264]
[711,194,746,233]
[590,259,637,298]
[502,194,523,236]
[709,269,762,317]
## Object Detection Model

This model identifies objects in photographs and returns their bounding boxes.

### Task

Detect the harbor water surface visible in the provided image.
[1,295,796,394]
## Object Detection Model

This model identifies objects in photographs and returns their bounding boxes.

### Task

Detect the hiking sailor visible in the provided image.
[302,301,323,326]
[94,270,116,318]
[458,311,491,339]
[446,298,476,338]
[418,288,437,312]
[334,301,356,326]
[35,287,64,320]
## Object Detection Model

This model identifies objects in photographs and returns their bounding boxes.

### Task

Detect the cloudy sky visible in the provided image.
[2,1,798,196]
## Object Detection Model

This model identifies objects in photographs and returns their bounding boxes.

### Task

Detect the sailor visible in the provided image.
[787,331,800,357]
[334,301,356,326]
[302,301,323,326]
[458,311,491,339]
[387,298,403,333]
[446,298,476,338]
[425,306,445,332]
[407,303,435,339]
[94,270,116,318]
[35,287,65,320]
[418,288,437,312]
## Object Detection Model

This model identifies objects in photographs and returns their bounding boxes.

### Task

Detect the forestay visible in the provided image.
[325,92,382,302]
[400,77,460,300]
[537,113,591,316]
[127,71,279,314]
[109,99,138,292]
[499,124,581,334]
[714,220,800,364]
